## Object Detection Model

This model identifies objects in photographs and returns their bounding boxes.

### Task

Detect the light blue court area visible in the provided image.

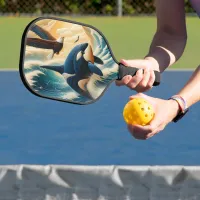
[0,70,199,165]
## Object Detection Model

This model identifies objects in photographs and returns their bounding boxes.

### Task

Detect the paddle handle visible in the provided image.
[117,63,161,86]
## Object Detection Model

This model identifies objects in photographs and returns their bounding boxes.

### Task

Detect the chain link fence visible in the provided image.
[0,0,194,16]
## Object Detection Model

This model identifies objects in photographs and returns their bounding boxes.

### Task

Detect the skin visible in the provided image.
[116,0,200,139]
[128,65,200,140]
[115,0,187,92]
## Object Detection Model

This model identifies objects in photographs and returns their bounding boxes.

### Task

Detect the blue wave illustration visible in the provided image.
[24,25,118,104]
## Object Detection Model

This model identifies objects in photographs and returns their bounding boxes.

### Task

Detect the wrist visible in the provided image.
[168,95,189,123]
[144,56,160,72]
[168,99,181,117]
[170,95,188,113]
[145,46,176,72]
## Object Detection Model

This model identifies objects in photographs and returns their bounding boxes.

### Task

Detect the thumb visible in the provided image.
[129,92,147,100]
[120,59,147,69]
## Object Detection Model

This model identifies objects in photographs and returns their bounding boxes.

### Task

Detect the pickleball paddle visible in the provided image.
[19,16,160,105]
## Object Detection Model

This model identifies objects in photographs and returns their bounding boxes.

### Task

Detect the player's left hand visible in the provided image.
[127,93,180,140]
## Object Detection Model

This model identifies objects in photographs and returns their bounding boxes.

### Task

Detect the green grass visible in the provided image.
[0,16,199,69]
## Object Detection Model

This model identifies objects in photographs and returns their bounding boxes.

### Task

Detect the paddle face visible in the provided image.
[20,17,119,105]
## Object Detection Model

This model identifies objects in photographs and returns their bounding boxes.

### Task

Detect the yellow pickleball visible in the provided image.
[123,98,155,126]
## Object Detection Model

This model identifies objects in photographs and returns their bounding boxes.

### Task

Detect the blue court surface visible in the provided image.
[0,70,199,165]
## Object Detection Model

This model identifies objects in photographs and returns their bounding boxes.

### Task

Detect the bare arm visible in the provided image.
[116,0,187,92]
[176,66,200,108]
[145,0,187,72]
[127,66,200,140]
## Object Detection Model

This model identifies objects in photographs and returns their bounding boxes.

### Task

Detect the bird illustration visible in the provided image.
[26,24,64,59]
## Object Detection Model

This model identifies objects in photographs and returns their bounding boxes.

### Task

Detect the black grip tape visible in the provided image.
[117,63,160,86]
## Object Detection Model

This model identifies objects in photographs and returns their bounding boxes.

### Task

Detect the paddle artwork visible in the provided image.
[26,24,64,59]
[20,17,160,105]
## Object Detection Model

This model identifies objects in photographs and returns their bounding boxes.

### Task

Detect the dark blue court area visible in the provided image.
[0,70,199,165]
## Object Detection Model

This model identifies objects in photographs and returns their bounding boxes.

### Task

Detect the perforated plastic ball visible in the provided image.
[123,98,155,126]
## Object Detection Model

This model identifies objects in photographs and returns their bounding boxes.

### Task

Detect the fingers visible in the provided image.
[148,70,156,88]
[128,124,154,140]
[115,59,144,88]
[127,115,165,140]
[128,124,159,140]
[115,75,132,86]
[120,59,130,66]
[115,69,152,89]
[146,124,166,139]
[120,59,148,68]
[129,92,145,100]
[126,69,143,89]
[134,68,152,92]
[115,60,156,92]
[139,68,151,88]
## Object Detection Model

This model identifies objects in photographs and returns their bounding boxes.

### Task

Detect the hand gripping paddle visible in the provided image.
[19,17,160,105]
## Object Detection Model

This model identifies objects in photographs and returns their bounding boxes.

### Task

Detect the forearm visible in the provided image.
[145,32,187,72]
[145,0,187,73]
[176,65,200,108]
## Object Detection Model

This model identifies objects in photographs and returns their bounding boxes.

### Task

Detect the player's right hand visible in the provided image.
[115,58,160,93]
